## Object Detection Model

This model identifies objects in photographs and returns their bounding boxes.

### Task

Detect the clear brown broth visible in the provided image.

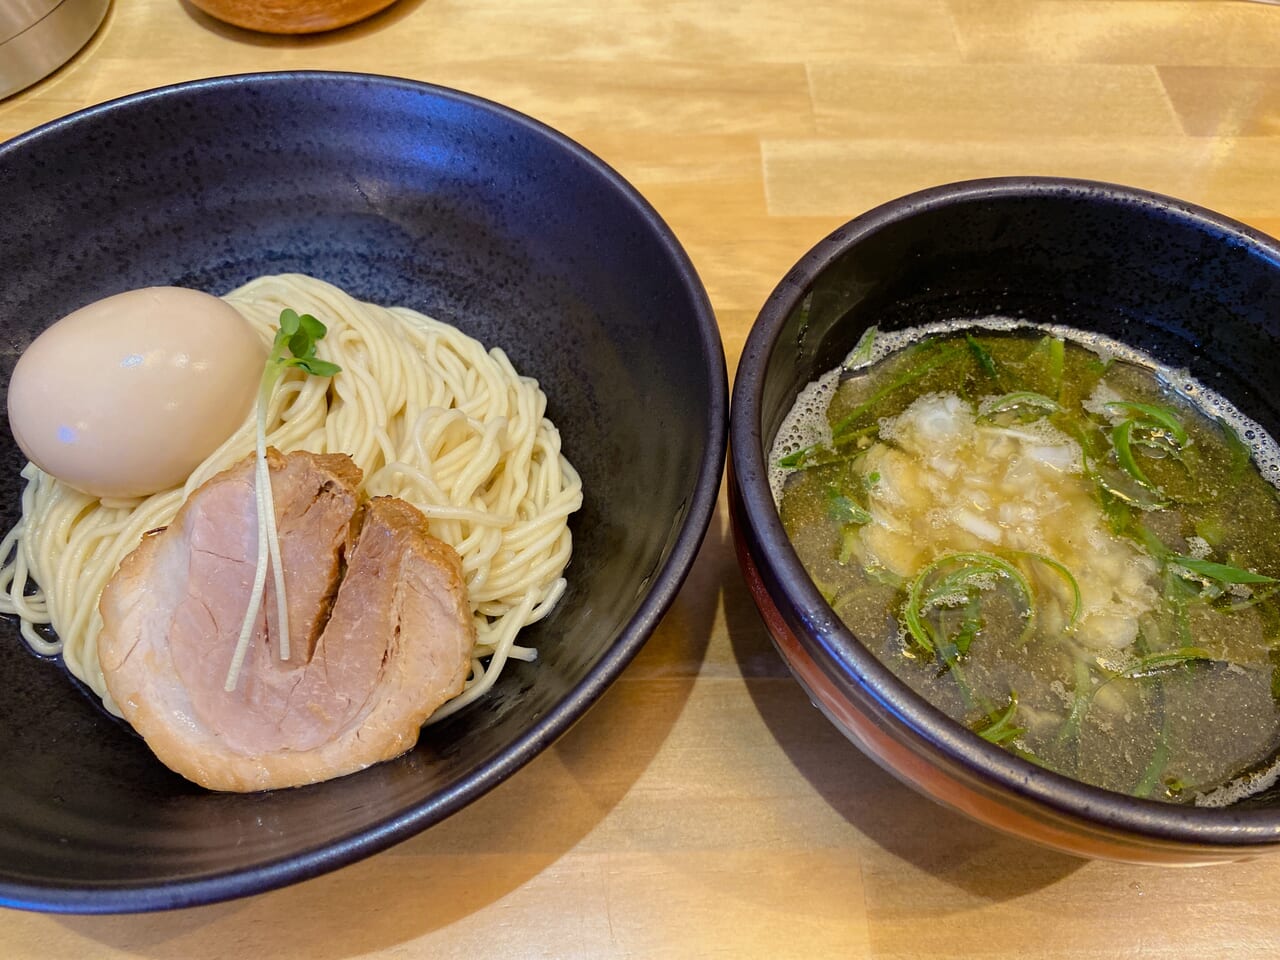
[774,326,1280,803]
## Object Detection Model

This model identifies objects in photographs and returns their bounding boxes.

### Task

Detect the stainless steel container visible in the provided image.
[1,0,110,100]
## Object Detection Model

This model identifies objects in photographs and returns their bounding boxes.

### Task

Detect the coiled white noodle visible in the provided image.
[0,274,582,719]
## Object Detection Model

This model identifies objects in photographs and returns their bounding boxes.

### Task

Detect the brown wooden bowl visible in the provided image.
[186,0,399,34]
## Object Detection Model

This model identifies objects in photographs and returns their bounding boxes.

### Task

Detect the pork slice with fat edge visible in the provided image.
[98,449,476,791]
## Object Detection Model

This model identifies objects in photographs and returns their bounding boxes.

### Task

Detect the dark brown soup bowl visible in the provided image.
[729,176,1280,864]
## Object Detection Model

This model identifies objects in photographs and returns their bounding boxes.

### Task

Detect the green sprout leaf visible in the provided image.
[278,307,302,337]
[293,357,343,378]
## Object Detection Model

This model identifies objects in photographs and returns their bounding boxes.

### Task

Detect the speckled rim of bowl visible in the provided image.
[0,71,728,911]
[731,175,1280,853]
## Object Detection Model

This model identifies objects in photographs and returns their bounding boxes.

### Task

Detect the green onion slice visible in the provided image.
[978,391,1062,424]
[1011,551,1083,629]
[1118,646,1216,679]
[974,692,1024,745]
[832,340,964,440]
[1105,401,1189,447]
[1111,419,1157,489]
[904,551,1035,657]
[1169,555,1277,586]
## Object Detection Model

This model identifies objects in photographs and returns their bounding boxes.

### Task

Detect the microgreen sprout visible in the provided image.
[224,309,341,693]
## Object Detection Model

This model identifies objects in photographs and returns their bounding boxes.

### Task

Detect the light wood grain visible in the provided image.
[5,0,1280,957]
[808,64,1184,138]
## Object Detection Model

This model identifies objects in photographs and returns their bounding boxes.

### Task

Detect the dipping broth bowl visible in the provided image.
[0,71,727,910]
[729,176,1280,865]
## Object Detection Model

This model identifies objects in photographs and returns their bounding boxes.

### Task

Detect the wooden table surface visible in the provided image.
[4,0,1280,956]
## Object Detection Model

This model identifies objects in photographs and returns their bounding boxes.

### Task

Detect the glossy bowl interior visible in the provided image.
[0,72,726,910]
[730,177,1280,864]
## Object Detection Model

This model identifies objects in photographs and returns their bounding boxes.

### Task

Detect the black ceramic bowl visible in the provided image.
[730,177,1280,864]
[0,72,726,910]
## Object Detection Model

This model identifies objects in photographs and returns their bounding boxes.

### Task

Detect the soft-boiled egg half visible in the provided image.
[7,287,265,500]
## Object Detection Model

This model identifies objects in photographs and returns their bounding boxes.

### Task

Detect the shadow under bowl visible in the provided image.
[0,71,727,910]
[729,176,1280,865]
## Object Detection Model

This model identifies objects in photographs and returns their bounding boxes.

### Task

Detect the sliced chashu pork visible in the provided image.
[98,449,476,792]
